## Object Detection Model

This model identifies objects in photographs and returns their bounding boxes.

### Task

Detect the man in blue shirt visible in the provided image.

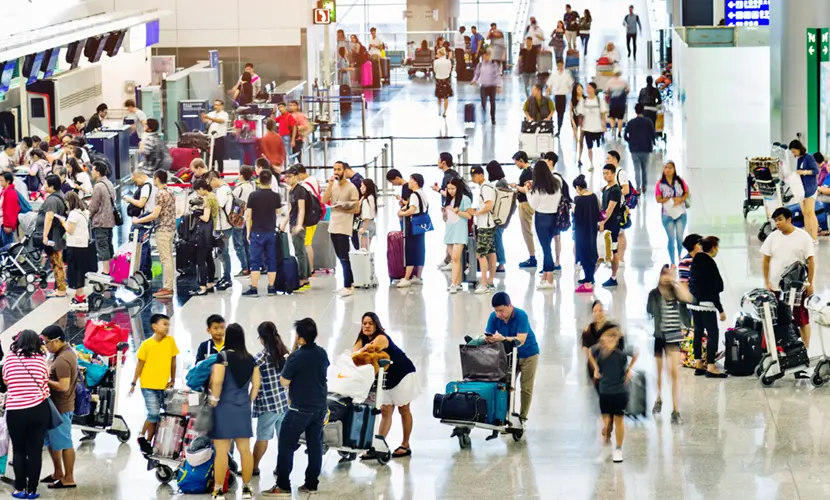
[469,26,485,67]
[264,318,329,497]
[484,292,540,421]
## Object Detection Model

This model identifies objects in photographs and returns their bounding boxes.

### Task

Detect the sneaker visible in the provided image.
[267,286,277,296]
[439,263,453,271]
[189,288,206,296]
[518,257,538,268]
[336,287,354,297]
[705,371,728,379]
[670,410,682,424]
[486,284,496,293]
[449,285,460,294]
[612,448,623,463]
[211,490,226,500]
[216,281,232,291]
[298,283,311,292]
[137,436,153,455]
[595,443,611,464]
[496,266,506,274]
[652,398,663,415]
[474,285,489,294]
[602,278,618,288]
[235,270,250,277]
[241,287,258,297]
[242,485,254,499]
[577,160,583,168]
[396,278,412,288]
[69,297,88,311]
[537,281,555,290]
[153,288,174,299]
[575,283,593,293]
[552,264,562,272]
[411,276,423,285]
[298,484,318,494]
[261,486,291,497]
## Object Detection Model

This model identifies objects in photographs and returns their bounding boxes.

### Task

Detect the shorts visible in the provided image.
[44,411,74,451]
[654,333,682,356]
[304,224,317,246]
[359,220,377,240]
[250,231,277,273]
[256,411,286,441]
[141,388,165,423]
[475,227,496,256]
[584,132,603,149]
[609,106,626,120]
[93,227,114,261]
[599,392,629,416]
[792,296,811,328]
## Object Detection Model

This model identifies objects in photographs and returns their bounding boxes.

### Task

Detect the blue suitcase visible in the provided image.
[347,404,376,449]
[789,201,828,231]
[445,381,508,425]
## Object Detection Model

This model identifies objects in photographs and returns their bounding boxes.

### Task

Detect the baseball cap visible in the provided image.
[284,166,299,176]
[512,151,528,162]
[470,166,485,176]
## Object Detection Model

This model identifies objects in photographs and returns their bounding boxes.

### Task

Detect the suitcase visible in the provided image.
[350,249,378,288]
[725,327,763,376]
[445,381,508,425]
[152,415,186,459]
[371,59,382,88]
[347,403,376,449]
[455,49,471,81]
[536,51,553,74]
[380,58,390,83]
[789,201,829,232]
[176,239,196,275]
[565,51,579,70]
[519,132,554,159]
[170,147,200,172]
[312,221,337,272]
[464,103,476,124]
[386,231,406,280]
[624,371,647,419]
[463,235,478,284]
[178,132,210,152]
[275,231,300,293]
[339,85,352,112]
[361,61,373,87]
[433,392,488,422]
[93,386,115,427]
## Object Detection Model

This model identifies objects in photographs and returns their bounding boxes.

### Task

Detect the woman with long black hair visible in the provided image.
[396,174,428,288]
[353,312,420,459]
[443,177,473,293]
[528,160,562,290]
[486,161,509,273]
[358,179,378,250]
[3,330,50,499]
[252,321,291,477]
[572,174,600,292]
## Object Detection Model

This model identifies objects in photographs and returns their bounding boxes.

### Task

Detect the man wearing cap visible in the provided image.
[41,325,78,489]
[470,165,497,293]
[511,151,537,268]
[281,167,312,292]
[484,292,540,422]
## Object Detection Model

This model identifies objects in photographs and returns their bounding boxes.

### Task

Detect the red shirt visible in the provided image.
[1,185,20,231]
[67,125,83,136]
[260,131,286,167]
[274,113,296,137]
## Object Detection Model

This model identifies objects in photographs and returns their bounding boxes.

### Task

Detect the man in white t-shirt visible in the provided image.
[201,99,229,173]
[761,207,816,347]
[368,27,384,59]
[470,165,497,294]
[208,170,235,289]
[526,17,546,49]
[0,142,15,169]
[606,150,630,263]
[124,99,148,139]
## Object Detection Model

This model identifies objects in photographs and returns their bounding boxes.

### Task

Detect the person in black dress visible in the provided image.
[572,174,600,292]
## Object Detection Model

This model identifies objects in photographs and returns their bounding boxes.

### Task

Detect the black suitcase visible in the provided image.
[371,59,382,88]
[464,103,475,123]
[463,235,478,284]
[725,327,763,376]
[380,58,390,84]
[94,387,115,427]
[339,85,352,112]
[455,49,471,81]
[175,239,196,276]
[433,392,487,422]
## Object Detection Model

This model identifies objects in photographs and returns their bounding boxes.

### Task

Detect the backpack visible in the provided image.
[616,170,640,210]
[74,366,91,417]
[303,186,323,227]
[491,186,517,227]
[303,178,327,220]
[185,351,227,391]
[177,453,215,494]
[88,150,112,178]
[554,174,572,232]
[16,191,31,214]
[221,185,246,229]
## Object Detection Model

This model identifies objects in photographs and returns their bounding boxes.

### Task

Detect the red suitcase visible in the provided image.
[170,147,200,172]
[387,231,405,280]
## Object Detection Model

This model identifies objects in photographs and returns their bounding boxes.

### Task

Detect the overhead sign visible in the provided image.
[320,0,336,22]
[807,28,820,152]
[313,8,331,25]
[822,30,830,63]
[724,0,769,27]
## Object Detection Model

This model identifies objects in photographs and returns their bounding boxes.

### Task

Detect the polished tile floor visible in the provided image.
[4,1,830,499]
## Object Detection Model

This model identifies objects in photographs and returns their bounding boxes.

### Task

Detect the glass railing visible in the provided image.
[674,26,769,47]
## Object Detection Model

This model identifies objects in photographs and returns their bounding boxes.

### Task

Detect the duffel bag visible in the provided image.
[433,392,487,422]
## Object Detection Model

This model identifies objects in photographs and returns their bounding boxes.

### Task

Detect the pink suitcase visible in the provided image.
[361,61,373,87]
[110,252,131,284]
[387,231,405,280]
[170,147,200,172]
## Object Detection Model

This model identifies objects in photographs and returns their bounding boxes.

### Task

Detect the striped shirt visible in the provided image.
[660,298,683,333]
[678,254,693,283]
[2,352,49,411]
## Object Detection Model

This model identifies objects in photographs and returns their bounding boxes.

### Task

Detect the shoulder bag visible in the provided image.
[20,356,63,430]
[107,183,123,226]
[410,191,434,235]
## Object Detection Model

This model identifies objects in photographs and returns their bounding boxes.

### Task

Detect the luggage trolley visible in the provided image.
[72,343,132,443]
[742,157,765,219]
[806,295,830,387]
[86,227,150,309]
[437,340,525,449]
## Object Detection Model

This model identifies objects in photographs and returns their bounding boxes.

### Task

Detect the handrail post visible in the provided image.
[461,136,470,177]
[323,137,328,171]
[361,94,367,139]
[381,143,389,197]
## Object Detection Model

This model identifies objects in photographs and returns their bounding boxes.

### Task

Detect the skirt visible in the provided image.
[378,372,422,407]
[404,233,425,267]
[435,78,454,99]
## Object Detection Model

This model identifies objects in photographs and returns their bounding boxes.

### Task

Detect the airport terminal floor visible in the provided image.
[5,2,830,500]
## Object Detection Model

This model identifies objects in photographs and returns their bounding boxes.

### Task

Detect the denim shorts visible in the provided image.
[141,388,165,423]
[256,411,286,441]
[44,411,74,451]
[250,231,277,273]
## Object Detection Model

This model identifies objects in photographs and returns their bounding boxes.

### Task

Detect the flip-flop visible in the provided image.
[39,475,55,484]
[392,446,411,458]
[47,481,76,489]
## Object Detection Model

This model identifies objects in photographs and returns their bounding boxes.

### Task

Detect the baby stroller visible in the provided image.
[0,213,48,292]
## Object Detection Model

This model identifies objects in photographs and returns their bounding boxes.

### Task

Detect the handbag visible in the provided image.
[459,343,509,382]
[19,357,64,430]
[83,319,129,357]
[409,192,434,236]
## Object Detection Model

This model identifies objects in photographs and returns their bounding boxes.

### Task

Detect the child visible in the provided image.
[587,324,638,463]
[130,313,178,454]
[358,179,377,250]
[196,314,226,362]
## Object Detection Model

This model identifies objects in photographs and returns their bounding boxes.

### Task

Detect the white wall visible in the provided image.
[673,33,770,169]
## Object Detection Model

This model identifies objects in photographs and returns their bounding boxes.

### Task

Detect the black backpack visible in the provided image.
[304,189,323,227]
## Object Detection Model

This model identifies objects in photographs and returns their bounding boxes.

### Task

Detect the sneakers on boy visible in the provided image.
[518,257,537,268]
[267,286,277,296]
[612,448,623,463]
[298,484,318,494]
[241,485,253,499]
[261,486,291,497]
[602,277,618,288]
[241,287,258,297]
[137,437,153,455]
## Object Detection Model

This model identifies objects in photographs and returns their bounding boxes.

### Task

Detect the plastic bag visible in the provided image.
[327,351,376,404]
[459,343,509,382]
[83,319,128,357]
[783,172,805,204]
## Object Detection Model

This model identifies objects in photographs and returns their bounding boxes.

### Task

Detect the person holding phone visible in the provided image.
[56,192,95,311]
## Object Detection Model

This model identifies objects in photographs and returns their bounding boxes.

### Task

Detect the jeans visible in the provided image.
[580,34,590,56]
[630,151,651,190]
[331,233,353,288]
[521,73,535,98]
[216,228,233,281]
[276,407,327,491]
[692,309,719,365]
[626,33,638,57]
[661,213,687,265]
[155,230,175,290]
[281,135,292,160]
[232,226,250,272]
[534,212,557,272]
[566,30,578,50]
[291,229,310,281]
[7,400,49,494]
[495,225,506,266]
[480,86,497,122]
[250,231,277,273]
[554,94,567,134]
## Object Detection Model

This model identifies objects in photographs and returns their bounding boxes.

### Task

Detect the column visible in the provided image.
[406,0,459,42]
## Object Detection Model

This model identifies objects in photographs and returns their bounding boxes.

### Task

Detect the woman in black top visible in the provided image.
[233,72,253,106]
[688,236,728,378]
[572,174,600,291]
[353,312,419,460]
[637,76,663,126]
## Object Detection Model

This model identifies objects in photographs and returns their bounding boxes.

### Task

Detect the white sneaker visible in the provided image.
[474,285,489,294]
[439,263,453,271]
[449,285,460,294]
[613,448,623,463]
[336,287,354,297]
[537,281,555,290]
[396,279,412,288]
[595,444,611,464]
[411,276,423,285]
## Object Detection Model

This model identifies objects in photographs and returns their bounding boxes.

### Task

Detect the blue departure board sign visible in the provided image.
[725,0,769,27]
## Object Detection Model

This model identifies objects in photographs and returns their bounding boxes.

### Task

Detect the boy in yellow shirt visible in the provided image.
[129,313,179,454]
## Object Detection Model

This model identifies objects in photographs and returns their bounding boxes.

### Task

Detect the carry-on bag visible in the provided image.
[433,392,488,422]
[625,371,647,419]
[459,343,509,382]
[177,452,214,494]
[350,249,378,288]
[725,328,763,376]
[339,85,352,112]
[361,61,373,87]
[387,231,406,280]
[275,231,300,293]
[463,235,478,284]
[84,320,128,357]
[347,404,376,449]
[312,221,337,271]
[565,49,579,69]
[152,415,186,459]
[445,381,508,425]
[170,147,200,172]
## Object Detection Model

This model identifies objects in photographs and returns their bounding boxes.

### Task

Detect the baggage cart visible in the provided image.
[752,144,798,240]
[73,344,131,443]
[806,295,830,387]
[86,227,151,310]
[593,62,617,91]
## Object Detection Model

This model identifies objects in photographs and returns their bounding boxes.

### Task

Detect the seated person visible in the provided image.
[601,42,621,64]
[196,314,226,362]
[523,84,555,123]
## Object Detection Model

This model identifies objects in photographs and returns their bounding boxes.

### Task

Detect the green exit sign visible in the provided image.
[321,0,336,22]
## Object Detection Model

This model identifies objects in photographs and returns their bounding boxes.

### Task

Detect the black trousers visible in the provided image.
[212,136,226,173]
[626,33,637,58]
[331,233,353,288]
[554,95,567,134]
[196,245,215,287]
[7,400,49,494]
[692,310,719,365]
[480,86,497,122]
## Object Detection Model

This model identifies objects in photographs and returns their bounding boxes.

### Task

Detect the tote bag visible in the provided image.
[410,191,434,235]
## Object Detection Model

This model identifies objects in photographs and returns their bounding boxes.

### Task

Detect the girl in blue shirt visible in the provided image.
[443,178,472,294]
[790,139,819,242]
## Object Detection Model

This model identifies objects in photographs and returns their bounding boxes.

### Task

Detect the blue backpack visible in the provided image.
[74,367,91,417]
[177,453,214,494]
[185,351,226,391]
[17,191,31,214]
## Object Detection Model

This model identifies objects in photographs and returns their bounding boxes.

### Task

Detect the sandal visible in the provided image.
[47,481,76,489]
[392,446,412,458]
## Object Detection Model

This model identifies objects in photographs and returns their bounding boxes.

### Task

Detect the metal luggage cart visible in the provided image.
[439,342,525,449]
[743,158,765,219]
[593,62,617,91]
[806,295,830,387]
[72,343,131,443]
[85,227,150,309]
[750,152,789,241]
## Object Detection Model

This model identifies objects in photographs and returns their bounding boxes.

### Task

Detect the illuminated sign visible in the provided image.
[724,0,769,27]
